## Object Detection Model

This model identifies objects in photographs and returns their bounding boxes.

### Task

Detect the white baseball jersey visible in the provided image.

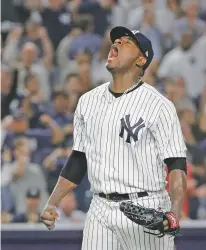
[73,81,187,194]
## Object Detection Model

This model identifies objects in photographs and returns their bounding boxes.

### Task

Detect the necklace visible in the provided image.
[123,78,142,95]
[108,78,142,96]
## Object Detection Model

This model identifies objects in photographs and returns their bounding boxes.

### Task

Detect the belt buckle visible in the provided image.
[106,193,110,200]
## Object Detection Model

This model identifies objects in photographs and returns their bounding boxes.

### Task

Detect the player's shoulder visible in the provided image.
[79,82,110,102]
[142,83,175,111]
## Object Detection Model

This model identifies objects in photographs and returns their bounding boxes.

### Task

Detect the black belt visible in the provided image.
[98,191,148,202]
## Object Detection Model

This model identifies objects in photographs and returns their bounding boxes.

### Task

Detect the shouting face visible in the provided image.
[106,36,146,73]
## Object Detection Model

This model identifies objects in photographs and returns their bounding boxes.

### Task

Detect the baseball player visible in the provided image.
[41,26,187,250]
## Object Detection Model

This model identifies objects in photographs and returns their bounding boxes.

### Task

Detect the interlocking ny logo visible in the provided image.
[119,115,145,143]
[132,30,139,35]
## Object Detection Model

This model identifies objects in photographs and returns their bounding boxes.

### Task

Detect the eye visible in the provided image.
[127,41,132,45]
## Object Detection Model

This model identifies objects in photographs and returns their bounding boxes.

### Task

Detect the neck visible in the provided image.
[111,71,141,93]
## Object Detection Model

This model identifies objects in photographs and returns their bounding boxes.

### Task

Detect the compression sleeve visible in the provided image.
[60,150,87,185]
[164,157,187,174]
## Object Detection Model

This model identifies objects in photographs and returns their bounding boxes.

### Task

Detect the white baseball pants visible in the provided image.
[81,191,175,250]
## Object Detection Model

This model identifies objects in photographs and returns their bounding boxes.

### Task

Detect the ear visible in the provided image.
[136,56,147,68]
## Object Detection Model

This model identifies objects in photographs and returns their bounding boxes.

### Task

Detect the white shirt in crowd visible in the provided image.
[157,39,206,98]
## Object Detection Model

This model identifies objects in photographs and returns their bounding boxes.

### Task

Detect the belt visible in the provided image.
[98,191,148,202]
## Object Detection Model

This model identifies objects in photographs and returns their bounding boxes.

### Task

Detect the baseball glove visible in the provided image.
[120,201,180,238]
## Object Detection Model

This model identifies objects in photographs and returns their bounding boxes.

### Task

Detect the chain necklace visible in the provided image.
[123,78,142,95]
[108,77,142,97]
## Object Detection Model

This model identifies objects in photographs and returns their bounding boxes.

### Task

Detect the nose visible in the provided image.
[114,38,123,45]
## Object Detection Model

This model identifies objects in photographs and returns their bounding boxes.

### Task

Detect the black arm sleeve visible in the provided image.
[60,150,87,185]
[164,157,187,174]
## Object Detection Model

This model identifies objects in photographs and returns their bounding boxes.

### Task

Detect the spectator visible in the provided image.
[68,15,102,60]
[63,73,83,112]
[3,40,50,96]
[57,14,103,84]
[173,0,206,43]
[2,111,64,166]
[156,0,178,36]
[1,66,18,120]
[57,18,83,78]
[24,20,53,68]
[13,0,43,24]
[1,0,18,42]
[3,20,53,68]
[158,29,205,98]
[41,90,73,149]
[12,187,42,223]
[91,29,112,86]
[75,49,93,91]
[127,0,154,30]
[77,0,121,36]
[62,49,94,91]
[56,192,86,225]
[63,73,83,95]
[163,76,193,107]
[191,89,206,152]
[2,25,24,67]
[139,4,163,74]
[41,0,73,49]
[177,100,196,146]
[48,90,73,121]
[156,0,180,52]
[18,42,50,100]
[1,137,48,214]
[9,73,47,121]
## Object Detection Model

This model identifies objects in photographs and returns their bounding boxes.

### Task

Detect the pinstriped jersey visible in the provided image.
[73,82,187,193]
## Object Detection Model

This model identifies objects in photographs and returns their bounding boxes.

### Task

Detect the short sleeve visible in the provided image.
[152,102,187,160]
[72,97,85,152]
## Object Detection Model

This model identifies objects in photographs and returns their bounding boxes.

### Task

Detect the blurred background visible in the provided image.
[1,0,206,249]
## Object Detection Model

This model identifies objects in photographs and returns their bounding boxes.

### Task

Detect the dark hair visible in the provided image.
[64,73,80,83]
[51,90,69,101]
[72,15,94,32]
[76,48,93,57]
[13,136,28,149]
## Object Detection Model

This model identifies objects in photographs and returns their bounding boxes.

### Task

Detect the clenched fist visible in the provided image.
[40,205,60,230]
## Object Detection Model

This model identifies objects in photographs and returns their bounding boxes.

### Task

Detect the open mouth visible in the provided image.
[109,45,118,59]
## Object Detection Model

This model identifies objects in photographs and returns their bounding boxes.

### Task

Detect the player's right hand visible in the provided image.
[40,205,60,230]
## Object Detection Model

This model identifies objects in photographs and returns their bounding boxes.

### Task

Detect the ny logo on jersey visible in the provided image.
[119,115,145,143]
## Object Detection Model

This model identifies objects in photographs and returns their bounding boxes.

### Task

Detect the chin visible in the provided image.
[106,61,118,73]
[106,64,114,72]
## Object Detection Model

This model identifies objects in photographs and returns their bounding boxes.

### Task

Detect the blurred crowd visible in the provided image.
[1,0,206,224]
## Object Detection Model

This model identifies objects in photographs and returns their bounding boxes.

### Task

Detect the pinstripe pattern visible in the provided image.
[73,82,186,193]
[73,81,184,250]
[82,193,174,250]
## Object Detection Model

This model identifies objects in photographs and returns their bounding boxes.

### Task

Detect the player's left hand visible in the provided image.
[120,202,180,237]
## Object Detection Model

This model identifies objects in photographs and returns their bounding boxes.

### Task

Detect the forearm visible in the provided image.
[3,39,19,66]
[56,36,71,68]
[47,176,77,206]
[168,170,187,220]
[41,37,53,69]
[46,150,87,206]
[48,121,64,144]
